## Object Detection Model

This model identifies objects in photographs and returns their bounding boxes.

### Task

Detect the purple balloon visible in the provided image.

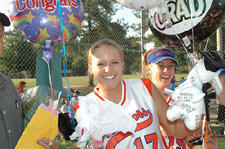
[9,0,83,46]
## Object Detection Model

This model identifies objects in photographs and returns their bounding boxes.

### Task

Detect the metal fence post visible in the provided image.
[217,27,223,57]
[141,10,146,78]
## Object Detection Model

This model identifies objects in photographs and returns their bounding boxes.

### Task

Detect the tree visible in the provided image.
[80,0,128,44]
[64,0,142,85]
[71,55,88,76]
[0,30,37,78]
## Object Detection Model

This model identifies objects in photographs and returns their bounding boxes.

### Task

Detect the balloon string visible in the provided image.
[203,38,209,51]
[189,0,195,51]
[56,0,75,128]
[175,34,197,66]
[161,7,197,66]
[42,57,54,140]
[163,9,200,84]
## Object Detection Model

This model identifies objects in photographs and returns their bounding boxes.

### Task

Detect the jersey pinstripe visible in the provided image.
[85,78,165,149]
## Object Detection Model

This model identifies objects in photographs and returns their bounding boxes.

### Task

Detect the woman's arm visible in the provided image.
[151,82,193,138]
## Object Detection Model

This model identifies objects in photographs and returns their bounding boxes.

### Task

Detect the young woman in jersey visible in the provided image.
[68,39,194,149]
[143,48,225,149]
[143,48,190,149]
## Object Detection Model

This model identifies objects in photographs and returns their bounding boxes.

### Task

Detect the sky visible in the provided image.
[0,1,12,30]
[112,5,140,36]
[112,5,154,49]
[0,1,154,49]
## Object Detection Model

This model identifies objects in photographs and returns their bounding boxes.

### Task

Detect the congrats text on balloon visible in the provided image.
[15,0,79,13]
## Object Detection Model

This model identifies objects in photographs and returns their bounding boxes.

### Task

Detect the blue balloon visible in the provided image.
[9,0,84,46]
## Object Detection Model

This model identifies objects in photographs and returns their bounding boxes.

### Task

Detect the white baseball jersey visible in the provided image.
[85,78,165,149]
[160,97,189,149]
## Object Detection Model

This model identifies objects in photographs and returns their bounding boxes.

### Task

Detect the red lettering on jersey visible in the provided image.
[168,136,175,148]
[132,108,151,121]
[167,136,186,148]
[145,133,158,148]
[135,109,152,132]
[106,132,132,149]
[134,137,144,149]
[107,108,153,148]
[177,139,186,149]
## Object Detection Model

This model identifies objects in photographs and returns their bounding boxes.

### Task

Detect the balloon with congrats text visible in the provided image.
[9,0,84,46]
[115,0,168,10]
[149,0,225,48]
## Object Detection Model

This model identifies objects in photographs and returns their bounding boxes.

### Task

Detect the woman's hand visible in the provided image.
[37,137,58,149]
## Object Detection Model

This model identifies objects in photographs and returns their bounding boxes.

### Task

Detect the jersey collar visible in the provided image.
[94,80,126,106]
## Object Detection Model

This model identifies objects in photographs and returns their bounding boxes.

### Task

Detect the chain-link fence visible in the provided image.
[1,0,225,139]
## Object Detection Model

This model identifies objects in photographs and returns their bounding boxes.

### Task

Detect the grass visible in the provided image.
[11,73,190,97]
[218,137,225,148]
[12,74,142,89]
[12,74,187,89]
[12,76,89,89]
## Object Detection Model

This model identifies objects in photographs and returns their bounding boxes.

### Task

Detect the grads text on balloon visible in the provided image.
[152,0,211,31]
[16,0,79,13]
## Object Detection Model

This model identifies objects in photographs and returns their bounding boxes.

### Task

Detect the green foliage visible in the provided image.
[81,0,122,43]
[218,137,225,148]
[71,55,88,76]
[122,37,141,74]
[0,31,37,78]
[146,34,164,49]
[63,0,142,78]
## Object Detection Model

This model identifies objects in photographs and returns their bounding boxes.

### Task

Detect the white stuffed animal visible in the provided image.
[167,52,224,130]
[166,79,205,130]
[187,59,222,95]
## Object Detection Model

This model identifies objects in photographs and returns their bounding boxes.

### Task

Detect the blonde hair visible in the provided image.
[88,39,124,73]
